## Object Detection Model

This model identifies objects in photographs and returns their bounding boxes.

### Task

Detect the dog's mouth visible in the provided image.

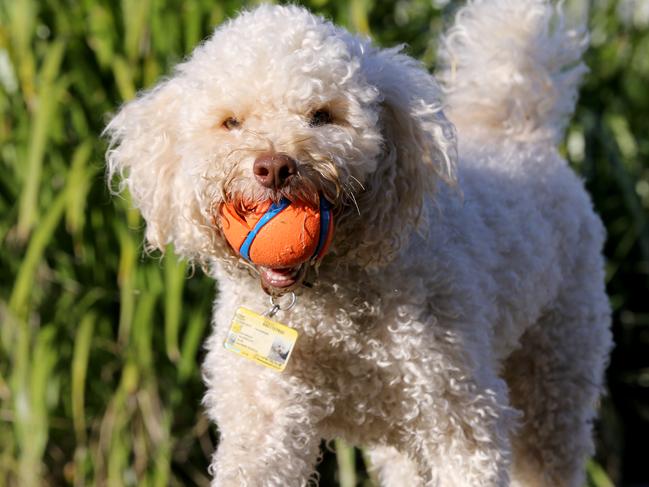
[258,264,308,293]
[216,188,335,294]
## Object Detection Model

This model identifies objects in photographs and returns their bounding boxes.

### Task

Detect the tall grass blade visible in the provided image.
[13,325,58,486]
[65,141,95,237]
[121,0,151,62]
[178,310,208,382]
[335,439,357,487]
[117,225,137,344]
[165,251,186,363]
[586,459,615,487]
[72,313,95,444]
[9,187,67,319]
[112,55,137,102]
[6,0,36,100]
[16,40,66,239]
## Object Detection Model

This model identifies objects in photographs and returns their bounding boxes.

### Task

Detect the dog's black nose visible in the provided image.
[253,153,297,189]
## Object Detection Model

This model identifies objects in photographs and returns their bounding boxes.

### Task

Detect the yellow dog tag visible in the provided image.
[224,307,298,371]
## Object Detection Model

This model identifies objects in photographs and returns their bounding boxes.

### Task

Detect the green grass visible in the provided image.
[1,0,647,485]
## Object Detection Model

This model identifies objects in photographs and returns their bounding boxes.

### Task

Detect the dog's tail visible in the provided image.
[437,0,588,143]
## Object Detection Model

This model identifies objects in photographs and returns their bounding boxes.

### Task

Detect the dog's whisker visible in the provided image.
[344,188,361,216]
[348,175,365,192]
[241,127,270,139]
[291,135,315,145]
[223,144,267,158]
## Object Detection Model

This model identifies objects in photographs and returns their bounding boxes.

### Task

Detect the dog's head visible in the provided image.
[105,5,456,292]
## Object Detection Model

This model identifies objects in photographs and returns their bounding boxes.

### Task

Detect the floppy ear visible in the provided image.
[105,79,212,260]
[340,46,457,267]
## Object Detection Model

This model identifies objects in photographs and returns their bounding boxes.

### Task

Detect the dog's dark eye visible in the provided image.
[309,109,333,127]
[222,117,241,130]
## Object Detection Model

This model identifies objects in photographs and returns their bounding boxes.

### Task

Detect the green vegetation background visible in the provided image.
[1,0,648,485]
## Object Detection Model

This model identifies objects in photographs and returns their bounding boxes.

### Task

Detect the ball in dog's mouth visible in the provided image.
[218,195,334,294]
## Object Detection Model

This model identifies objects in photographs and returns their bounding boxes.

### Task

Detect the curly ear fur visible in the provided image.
[105,79,214,261]
[339,47,457,268]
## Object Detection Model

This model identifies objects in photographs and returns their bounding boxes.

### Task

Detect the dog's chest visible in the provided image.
[277,299,435,439]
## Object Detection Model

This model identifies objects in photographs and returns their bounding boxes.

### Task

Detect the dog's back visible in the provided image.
[426,2,613,485]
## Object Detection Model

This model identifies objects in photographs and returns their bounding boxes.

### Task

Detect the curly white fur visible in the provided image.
[438,0,589,143]
[105,1,612,486]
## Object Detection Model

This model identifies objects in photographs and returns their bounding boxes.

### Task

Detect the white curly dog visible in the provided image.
[106,0,612,485]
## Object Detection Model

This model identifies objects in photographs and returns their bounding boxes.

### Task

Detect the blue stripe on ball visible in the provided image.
[312,197,332,261]
[239,198,291,262]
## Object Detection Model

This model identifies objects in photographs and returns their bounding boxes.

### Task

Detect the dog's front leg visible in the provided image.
[404,381,516,487]
[204,360,322,487]
[429,379,515,487]
[379,343,518,487]
[210,416,320,487]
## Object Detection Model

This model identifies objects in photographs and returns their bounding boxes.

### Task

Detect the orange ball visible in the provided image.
[218,197,334,268]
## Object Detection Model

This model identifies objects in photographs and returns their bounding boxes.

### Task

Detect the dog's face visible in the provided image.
[106,5,456,292]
